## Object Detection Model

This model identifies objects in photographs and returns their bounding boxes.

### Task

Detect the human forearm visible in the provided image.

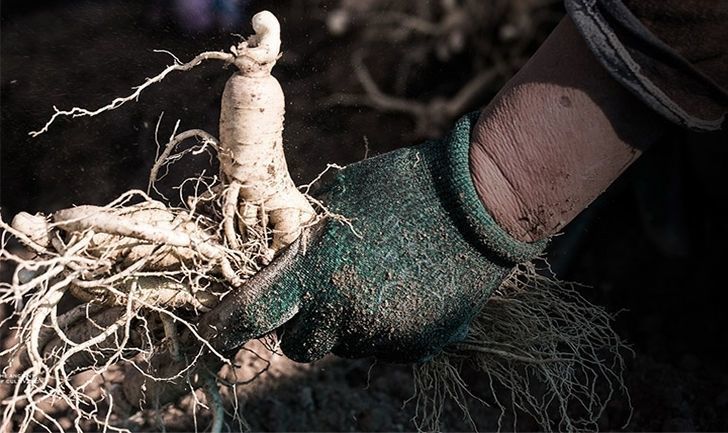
[469,17,668,242]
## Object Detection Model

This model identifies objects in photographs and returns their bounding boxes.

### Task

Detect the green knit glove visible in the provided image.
[199,113,546,363]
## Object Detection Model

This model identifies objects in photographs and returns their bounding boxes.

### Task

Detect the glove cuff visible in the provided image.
[428,112,547,263]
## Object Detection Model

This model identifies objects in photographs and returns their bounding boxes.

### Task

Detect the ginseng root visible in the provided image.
[1,11,319,432]
[219,11,315,256]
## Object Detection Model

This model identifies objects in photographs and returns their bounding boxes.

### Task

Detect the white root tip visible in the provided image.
[11,212,52,248]
[251,11,281,42]
[233,11,281,74]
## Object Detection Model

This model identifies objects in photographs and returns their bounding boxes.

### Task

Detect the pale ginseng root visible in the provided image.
[0,189,252,432]
[149,10,317,260]
[218,10,315,257]
[30,10,316,261]
[0,11,316,432]
[0,10,337,433]
[411,261,631,432]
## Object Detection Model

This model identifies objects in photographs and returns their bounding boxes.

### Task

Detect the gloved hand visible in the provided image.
[199,113,546,363]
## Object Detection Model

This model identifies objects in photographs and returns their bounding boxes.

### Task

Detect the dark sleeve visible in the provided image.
[565,0,728,131]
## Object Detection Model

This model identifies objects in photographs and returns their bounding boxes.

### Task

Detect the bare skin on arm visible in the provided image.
[470,17,670,242]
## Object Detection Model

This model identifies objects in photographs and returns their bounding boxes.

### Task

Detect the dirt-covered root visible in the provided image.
[412,261,630,432]
[18,305,134,372]
[50,199,249,287]
[1,301,143,433]
[8,190,255,299]
[0,289,232,432]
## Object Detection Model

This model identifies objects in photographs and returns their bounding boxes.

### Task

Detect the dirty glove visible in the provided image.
[199,113,546,363]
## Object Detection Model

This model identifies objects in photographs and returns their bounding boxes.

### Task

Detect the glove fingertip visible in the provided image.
[279,313,338,363]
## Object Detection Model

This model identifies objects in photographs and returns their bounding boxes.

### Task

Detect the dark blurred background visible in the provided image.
[1,0,727,430]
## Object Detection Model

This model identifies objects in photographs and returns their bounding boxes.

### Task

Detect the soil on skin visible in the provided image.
[2,0,727,431]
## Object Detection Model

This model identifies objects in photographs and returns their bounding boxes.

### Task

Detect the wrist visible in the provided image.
[424,113,546,263]
[468,17,665,243]
[469,82,648,242]
[469,104,551,243]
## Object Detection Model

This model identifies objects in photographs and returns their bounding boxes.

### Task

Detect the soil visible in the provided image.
[2,0,727,431]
